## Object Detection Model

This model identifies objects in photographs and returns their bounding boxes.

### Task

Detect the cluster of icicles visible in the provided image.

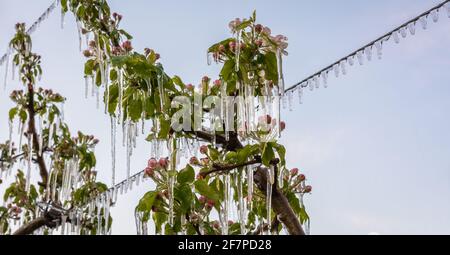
[0,0,59,84]
[284,2,450,109]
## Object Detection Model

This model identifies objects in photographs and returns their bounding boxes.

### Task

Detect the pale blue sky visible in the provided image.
[1,0,450,235]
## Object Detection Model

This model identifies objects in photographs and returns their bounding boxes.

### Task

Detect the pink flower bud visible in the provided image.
[304,185,312,193]
[213,79,221,88]
[207,199,215,208]
[200,145,208,154]
[159,157,168,168]
[148,158,157,168]
[299,174,306,182]
[228,220,234,225]
[196,173,204,180]
[290,168,299,176]
[202,76,210,83]
[83,50,92,58]
[186,84,194,91]
[218,44,225,52]
[213,221,220,229]
[88,40,96,48]
[145,167,154,177]
[199,196,206,204]
[189,156,199,165]
[122,40,133,52]
[155,53,160,60]
[280,121,286,131]
[255,24,263,33]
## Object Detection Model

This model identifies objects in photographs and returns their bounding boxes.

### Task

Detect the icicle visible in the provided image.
[3,51,10,90]
[278,167,284,189]
[237,172,246,235]
[419,16,428,30]
[18,120,24,154]
[110,116,116,186]
[221,174,231,235]
[76,20,82,51]
[206,51,212,65]
[400,27,407,38]
[235,30,241,72]
[288,91,294,111]
[431,10,439,23]
[356,51,364,65]
[365,47,372,62]
[247,166,253,211]
[322,72,328,88]
[446,3,450,18]
[8,121,13,155]
[314,76,320,89]
[276,49,285,95]
[167,137,177,227]
[84,76,89,99]
[266,166,274,234]
[375,41,383,60]
[340,61,347,75]
[333,64,339,78]
[60,8,65,29]
[61,215,67,235]
[297,87,303,104]
[26,135,32,193]
[392,31,400,44]
[408,22,416,35]
[348,56,355,66]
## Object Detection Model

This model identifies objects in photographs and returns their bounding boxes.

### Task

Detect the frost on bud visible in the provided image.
[290,168,299,176]
[186,84,194,91]
[200,145,208,154]
[299,174,306,182]
[206,199,215,209]
[145,167,154,177]
[83,50,92,58]
[213,79,221,88]
[88,40,96,48]
[255,24,263,33]
[189,156,199,165]
[159,157,168,168]
[304,185,312,193]
[122,40,133,52]
[148,158,157,168]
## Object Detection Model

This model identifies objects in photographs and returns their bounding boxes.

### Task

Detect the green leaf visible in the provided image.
[136,191,157,212]
[261,142,275,166]
[174,184,192,213]
[8,107,18,121]
[194,180,220,202]
[84,59,96,76]
[263,51,279,84]
[177,165,195,184]
[220,60,235,81]
[172,75,185,90]
[128,97,143,121]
